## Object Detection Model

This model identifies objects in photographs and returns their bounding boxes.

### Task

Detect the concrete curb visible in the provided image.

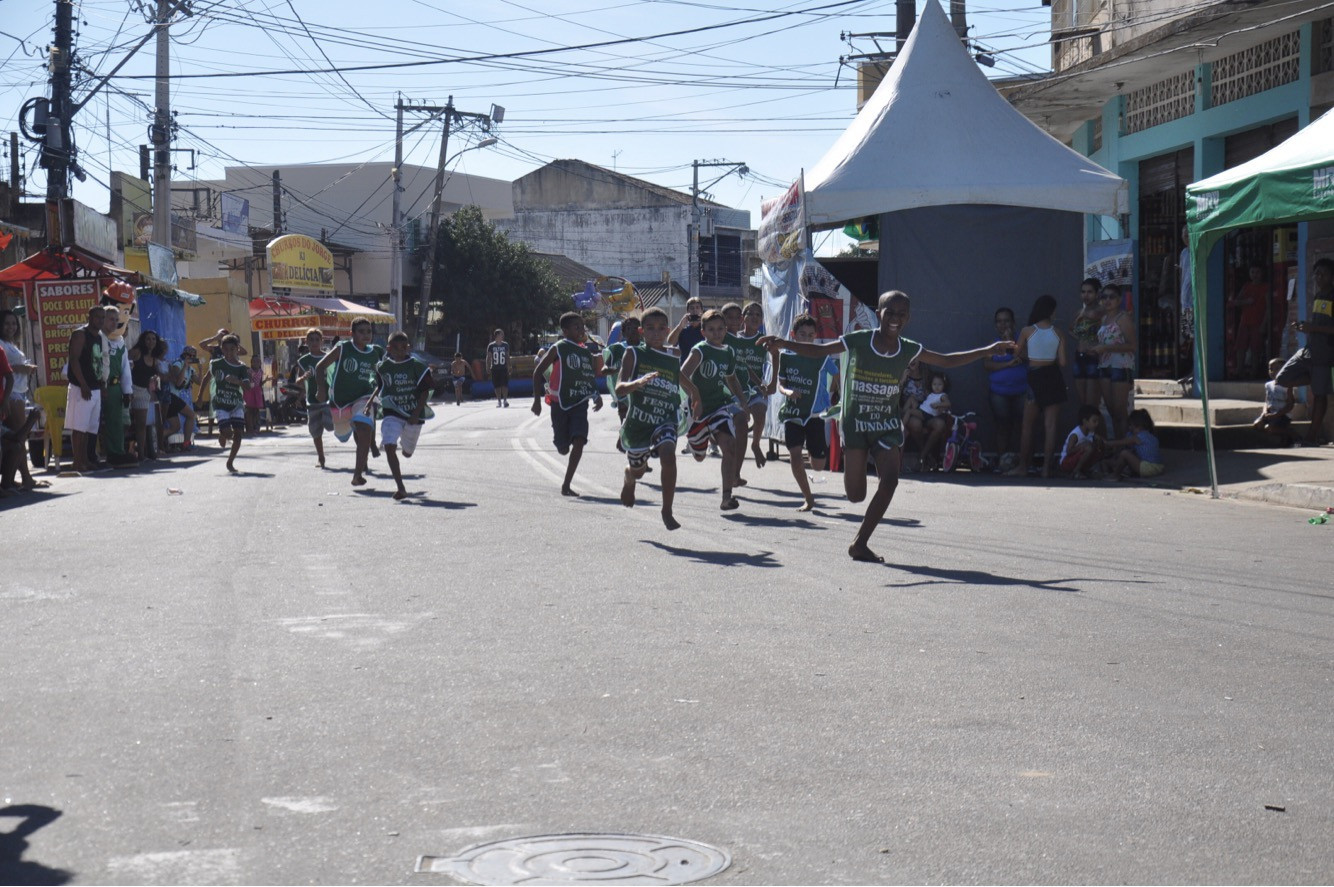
[1229,482,1334,512]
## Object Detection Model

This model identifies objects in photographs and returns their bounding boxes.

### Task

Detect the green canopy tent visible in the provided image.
[1186,107,1334,498]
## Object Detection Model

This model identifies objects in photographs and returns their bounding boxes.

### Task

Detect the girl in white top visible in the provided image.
[0,308,43,491]
[1007,295,1068,478]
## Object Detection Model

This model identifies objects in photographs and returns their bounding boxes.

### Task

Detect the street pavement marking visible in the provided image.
[261,796,339,813]
[276,612,434,649]
[162,801,200,823]
[107,848,241,885]
[510,436,618,498]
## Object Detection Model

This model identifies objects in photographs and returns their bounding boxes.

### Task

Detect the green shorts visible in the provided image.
[841,427,903,452]
[1139,460,1165,478]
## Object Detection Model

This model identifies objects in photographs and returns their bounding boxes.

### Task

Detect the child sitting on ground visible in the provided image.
[1254,356,1297,446]
[918,372,953,471]
[1103,408,1164,479]
[1059,404,1104,478]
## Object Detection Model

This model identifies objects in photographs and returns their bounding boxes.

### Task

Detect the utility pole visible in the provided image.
[271,170,282,234]
[43,0,75,202]
[9,133,20,215]
[408,97,503,350]
[389,95,405,329]
[151,0,173,250]
[689,159,748,303]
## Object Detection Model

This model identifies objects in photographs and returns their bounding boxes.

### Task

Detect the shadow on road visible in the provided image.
[0,804,71,885]
[883,563,1088,592]
[641,540,780,568]
[0,489,71,511]
[351,489,477,509]
[723,513,824,530]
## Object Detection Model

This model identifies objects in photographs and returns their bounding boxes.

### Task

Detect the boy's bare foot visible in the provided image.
[662,510,680,530]
[848,543,884,563]
[751,443,766,467]
[561,486,580,497]
[351,474,366,486]
[393,489,408,500]
[720,496,739,511]
[734,477,748,487]
[798,500,815,512]
[226,462,237,473]
[620,470,636,507]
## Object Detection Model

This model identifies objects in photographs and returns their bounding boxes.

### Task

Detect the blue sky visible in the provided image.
[1,0,1055,243]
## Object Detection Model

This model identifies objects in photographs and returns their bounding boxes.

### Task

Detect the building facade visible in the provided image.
[1009,0,1334,383]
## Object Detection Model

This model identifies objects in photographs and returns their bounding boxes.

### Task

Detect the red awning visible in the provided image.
[0,247,138,287]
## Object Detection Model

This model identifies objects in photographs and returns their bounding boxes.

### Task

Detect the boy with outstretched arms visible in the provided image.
[760,291,1012,562]
[531,312,604,497]
[292,328,332,467]
[724,301,772,482]
[764,313,832,512]
[209,334,252,473]
[615,308,681,529]
[680,309,748,511]
[316,317,385,487]
[371,331,433,500]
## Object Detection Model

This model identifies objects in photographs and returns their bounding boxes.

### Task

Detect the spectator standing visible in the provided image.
[486,329,511,408]
[129,330,166,461]
[1294,257,1333,444]
[244,353,266,433]
[985,307,1026,458]
[64,305,105,473]
[99,307,134,465]
[1228,262,1269,378]
[1008,294,1068,478]
[1094,285,1137,439]
[0,309,42,491]
[1070,278,1103,409]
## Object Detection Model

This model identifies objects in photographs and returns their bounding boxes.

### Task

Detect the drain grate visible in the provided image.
[416,832,731,886]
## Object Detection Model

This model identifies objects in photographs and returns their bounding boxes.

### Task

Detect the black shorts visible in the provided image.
[164,394,188,419]
[491,366,509,387]
[1026,364,1068,409]
[784,417,827,460]
[551,401,589,454]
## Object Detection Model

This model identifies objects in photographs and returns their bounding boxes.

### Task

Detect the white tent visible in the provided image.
[804,0,1128,227]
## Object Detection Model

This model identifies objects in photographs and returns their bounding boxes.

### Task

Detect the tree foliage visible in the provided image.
[421,205,565,356]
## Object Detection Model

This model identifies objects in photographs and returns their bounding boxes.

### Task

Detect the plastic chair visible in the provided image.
[33,385,68,470]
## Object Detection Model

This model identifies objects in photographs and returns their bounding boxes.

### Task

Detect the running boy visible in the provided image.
[209,334,252,473]
[292,329,332,467]
[602,314,642,426]
[487,329,511,408]
[680,309,748,511]
[723,301,772,483]
[760,290,1013,562]
[372,331,433,500]
[531,312,604,497]
[615,308,681,529]
[316,317,385,487]
[450,352,469,406]
[765,313,830,511]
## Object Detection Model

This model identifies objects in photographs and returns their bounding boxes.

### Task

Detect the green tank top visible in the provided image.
[603,341,628,403]
[210,357,249,411]
[689,341,739,414]
[329,342,384,407]
[620,344,681,445]
[297,351,324,406]
[552,339,599,410]
[725,332,768,395]
[776,351,827,423]
[376,356,430,419]
[840,330,922,447]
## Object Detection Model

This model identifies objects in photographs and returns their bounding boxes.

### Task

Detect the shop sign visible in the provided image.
[267,234,334,290]
[61,199,119,261]
[31,279,99,385]
[254,314,348,340]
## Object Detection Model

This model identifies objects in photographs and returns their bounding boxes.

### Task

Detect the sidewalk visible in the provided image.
[1156,442,1334,512]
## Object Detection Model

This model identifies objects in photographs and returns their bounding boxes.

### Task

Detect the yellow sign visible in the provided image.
[267,234,334,291]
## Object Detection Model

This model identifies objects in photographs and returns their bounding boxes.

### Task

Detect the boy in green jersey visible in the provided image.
[760,291,1013,563]
[371,331,433,500]
[532,312,604,497]
[291,328,332,468]
[724,301,772,485]
[764,313,831,512]
[680,309,748,511]
[209,335,252,473]
[614,308,682,529]
[316,317,385,488]
[602,314,642,426]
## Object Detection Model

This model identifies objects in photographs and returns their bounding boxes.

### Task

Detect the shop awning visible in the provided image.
[249,294,393,320]
[0,246,204,306]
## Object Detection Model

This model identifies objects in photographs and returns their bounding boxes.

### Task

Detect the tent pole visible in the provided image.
[1190,231,1219,499]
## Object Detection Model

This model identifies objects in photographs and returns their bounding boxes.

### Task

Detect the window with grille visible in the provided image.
[1316,18,1333,74]
[1210,30,1301,107]
[1123,71,1195,134]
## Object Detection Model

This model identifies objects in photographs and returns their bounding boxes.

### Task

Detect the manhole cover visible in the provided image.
[416,832,731,885]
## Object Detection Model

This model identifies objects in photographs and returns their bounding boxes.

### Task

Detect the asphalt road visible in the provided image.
[3,401,1331,885]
